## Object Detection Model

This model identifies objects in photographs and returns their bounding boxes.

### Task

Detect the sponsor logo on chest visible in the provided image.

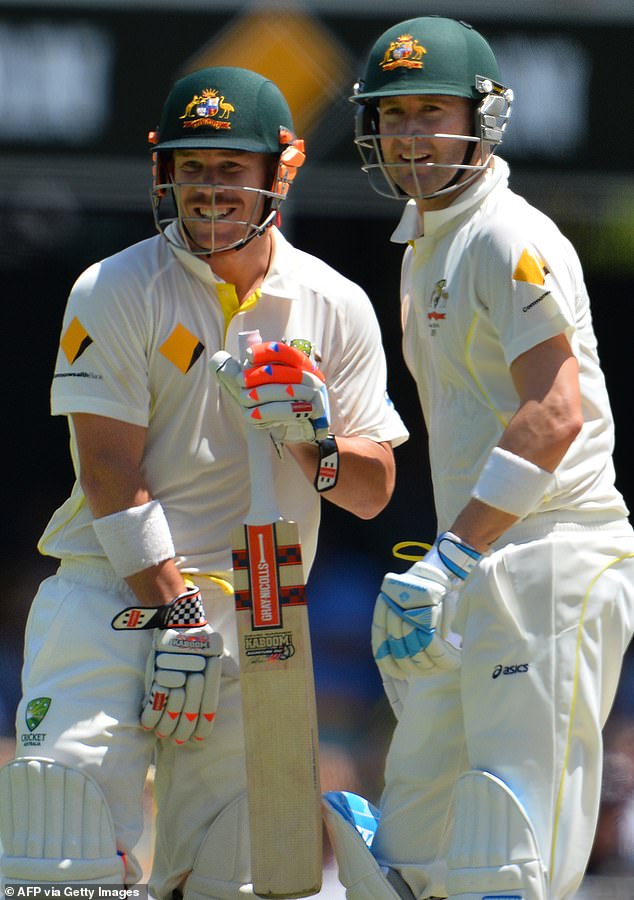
[427,278,449,335]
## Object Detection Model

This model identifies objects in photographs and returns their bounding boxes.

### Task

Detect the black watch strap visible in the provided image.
[315,436,339,493]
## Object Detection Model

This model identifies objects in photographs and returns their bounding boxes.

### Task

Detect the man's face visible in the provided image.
[377,94,476,206]
[171,148,273,253]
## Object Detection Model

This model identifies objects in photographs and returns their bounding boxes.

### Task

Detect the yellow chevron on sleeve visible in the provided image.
[513,248,548,286]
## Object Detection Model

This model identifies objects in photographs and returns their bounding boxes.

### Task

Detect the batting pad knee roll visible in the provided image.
[0,757,124,884]
[446,769,548,900]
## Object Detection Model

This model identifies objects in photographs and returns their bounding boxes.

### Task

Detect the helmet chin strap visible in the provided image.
[412,102,488,200]
[199,210,277,258]
[172,188,277,257]
[386,140,486,202]
[434,141,481,195]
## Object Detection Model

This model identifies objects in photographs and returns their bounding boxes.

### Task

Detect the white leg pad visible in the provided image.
[0,757,124,884]
[322,792,413,900]
[446,770,548,900]
[184,793,254,900]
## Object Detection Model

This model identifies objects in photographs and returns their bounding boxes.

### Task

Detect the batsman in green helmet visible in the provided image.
[324,16,634,900]
[351,16,512,203]
[149,65,305,255]
[0,65,408,898]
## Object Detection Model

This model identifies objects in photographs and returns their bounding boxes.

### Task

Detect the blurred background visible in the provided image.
[1,0,633,892]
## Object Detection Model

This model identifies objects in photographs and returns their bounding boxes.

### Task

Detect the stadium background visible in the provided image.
[1,0,633,889]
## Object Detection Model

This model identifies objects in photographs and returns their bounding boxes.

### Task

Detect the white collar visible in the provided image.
[164,222,223,285]
[390,156,510,243]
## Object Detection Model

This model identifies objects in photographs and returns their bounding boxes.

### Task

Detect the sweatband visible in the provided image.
[471,446,555,519]
[93,500,175,578]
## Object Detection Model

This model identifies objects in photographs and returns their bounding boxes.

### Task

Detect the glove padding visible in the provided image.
[372,561,460,678]
[372,532,482,678]
[211,340,330,443]
[142,622,223,743]
[112,586,223,743]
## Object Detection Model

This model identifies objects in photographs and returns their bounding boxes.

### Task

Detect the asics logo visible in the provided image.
[492,663,529,679]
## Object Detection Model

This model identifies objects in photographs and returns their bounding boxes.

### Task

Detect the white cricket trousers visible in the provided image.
[373,517,634,900]
[13,560,247,897]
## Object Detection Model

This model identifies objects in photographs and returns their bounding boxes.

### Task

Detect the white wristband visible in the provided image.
[472,446,554,520]
[93,500,175,578]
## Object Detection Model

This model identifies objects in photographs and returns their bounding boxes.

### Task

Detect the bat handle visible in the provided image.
[238,331,282,525]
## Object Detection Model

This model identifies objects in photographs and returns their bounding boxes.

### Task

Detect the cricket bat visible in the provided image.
[231,331,322,898]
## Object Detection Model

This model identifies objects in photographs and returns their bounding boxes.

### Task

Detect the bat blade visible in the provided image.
[232,516,322,899]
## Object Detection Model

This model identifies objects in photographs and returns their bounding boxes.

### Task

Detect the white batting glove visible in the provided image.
[211,340,330,444]
[111,586,223,744]
[372,532,482,678]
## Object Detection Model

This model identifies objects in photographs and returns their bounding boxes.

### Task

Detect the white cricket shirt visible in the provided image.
[392,157,627,530]
[40,225,408,575]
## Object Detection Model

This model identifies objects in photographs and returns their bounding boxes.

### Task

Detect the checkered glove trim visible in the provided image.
[111,586,207,630]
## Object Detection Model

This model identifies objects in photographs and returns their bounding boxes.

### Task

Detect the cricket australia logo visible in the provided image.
[427,278,448,335]
[25,697,51,731]
[21,697,51,747]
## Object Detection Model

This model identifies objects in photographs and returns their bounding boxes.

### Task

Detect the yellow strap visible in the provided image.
[391,540,432,562]
[195,573,234,596]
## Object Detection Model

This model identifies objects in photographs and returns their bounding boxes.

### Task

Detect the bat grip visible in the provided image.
[239,331,282,525]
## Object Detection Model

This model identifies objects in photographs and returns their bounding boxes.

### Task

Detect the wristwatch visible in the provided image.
[314,436,339,493]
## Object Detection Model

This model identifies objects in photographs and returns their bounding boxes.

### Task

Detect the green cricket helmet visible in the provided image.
[149,66,305,253]
[351,17,513,200]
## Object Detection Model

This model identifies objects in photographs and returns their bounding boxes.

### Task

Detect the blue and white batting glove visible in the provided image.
[111,586,223,744]
[211,340,330,444]
[372,532,482,678]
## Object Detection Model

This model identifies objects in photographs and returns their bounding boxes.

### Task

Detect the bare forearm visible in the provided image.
[84,476,186,604]
[449,338,583,553]
[449,498,518,554]
[73,414,187,606]
[287,437,395,519]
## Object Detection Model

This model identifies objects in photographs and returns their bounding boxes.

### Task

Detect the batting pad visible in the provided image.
[185,792,253,899]
[446,770,548,900]
[322,792,414,900]
[0,757,124,884]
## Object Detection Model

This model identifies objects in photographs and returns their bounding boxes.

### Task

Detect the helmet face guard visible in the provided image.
[150,143,303,255]
[148,67,305,254]
[354,75,512,200]
[351,18,513,201]
[151,180,277,255]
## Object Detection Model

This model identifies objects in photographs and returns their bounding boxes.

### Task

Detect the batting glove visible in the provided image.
[372,532,482,678]
[211,340,330,444]
[111,586,223,744]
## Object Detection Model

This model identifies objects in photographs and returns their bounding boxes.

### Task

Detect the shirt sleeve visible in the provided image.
[475,217,577,366]
[51,258,152,426]
[322,282,409,447]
